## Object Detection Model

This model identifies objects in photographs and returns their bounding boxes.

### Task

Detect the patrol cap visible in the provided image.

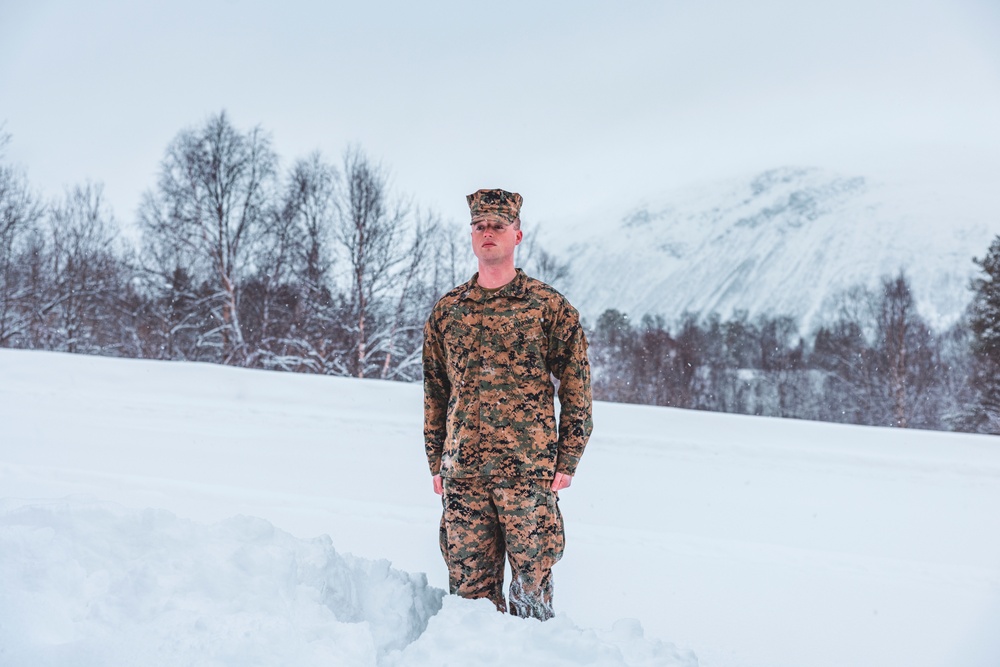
[467,188,522,225]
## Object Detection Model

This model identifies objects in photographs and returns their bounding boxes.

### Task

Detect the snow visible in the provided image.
[0,500,441,666]
[539,166,1000,332]
[2,348,1000,666]
[0,499,688,667]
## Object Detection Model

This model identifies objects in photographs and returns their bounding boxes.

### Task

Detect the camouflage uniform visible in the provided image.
[423,191,593,619]
[423,269,593,479]
[438,477,564,619]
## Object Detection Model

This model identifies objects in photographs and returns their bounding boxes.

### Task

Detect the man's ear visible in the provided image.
[515,229,523,246]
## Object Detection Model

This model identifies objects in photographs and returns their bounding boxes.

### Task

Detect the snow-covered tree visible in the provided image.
[968,235,1000,433]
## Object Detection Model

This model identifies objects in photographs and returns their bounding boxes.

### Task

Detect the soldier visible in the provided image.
[422,188,593,620]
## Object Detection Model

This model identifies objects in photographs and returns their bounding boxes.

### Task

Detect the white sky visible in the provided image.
[2,0,1000,231]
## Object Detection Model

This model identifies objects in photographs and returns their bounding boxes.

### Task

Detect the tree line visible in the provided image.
[1,113,492,380]
[588,261,1000,434]
[2,113,998,433]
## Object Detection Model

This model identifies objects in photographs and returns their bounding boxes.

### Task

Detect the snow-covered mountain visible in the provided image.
[541,167,998,332]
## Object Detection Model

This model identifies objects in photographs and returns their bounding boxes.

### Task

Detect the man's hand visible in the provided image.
[551,472,572,492]
[433,474,443,495]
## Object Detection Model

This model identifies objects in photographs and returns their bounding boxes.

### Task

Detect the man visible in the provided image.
[422,188,593,620]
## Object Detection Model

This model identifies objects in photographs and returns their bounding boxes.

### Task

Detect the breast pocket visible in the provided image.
[498,315,549,377]
[443,320,478,379]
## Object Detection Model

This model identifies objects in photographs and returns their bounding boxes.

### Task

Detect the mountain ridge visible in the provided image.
[537,166,998,333]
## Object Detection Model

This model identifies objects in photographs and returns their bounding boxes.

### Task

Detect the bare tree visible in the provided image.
[378,210,439,379]
[877,273,913,427]
[139,111,277,363]
[812,285,882,423]
[429,223,472,300]
[519,224,570,288]
[812,274,938,428]
[0,129,45,347]
[31,183,131,354]
[334,147,409,378]
[244,152,347,373]
[873,272,938,428]
[285,152,339,296]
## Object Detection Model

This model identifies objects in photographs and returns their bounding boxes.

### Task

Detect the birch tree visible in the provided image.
[245,152,345,373]
[334,148,409,378]
[139,111,277,363]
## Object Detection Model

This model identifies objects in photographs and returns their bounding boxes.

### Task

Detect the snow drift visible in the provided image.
[0,499,696,667]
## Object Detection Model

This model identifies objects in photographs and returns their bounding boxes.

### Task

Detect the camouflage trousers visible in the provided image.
[439,477,565,620]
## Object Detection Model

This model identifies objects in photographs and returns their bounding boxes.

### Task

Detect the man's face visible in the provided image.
[471,216,522,265]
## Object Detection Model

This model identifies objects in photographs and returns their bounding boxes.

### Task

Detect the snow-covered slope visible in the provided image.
[542,167,998,332]
[2,349,999,667]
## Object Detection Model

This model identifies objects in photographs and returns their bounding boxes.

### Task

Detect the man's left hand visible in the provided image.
[551,472,572,492]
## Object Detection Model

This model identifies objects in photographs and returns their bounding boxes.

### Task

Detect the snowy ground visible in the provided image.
[1,349,998,667]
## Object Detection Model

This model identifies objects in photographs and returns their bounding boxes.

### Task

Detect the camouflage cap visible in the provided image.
[467,188,523,225]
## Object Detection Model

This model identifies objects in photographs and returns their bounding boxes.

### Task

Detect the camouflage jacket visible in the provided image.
[423,269,593,479]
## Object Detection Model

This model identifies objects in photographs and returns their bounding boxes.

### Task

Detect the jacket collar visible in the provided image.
[460,268,528,302]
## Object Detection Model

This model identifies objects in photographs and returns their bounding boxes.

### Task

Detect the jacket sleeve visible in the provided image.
[546,301,593,476]
[422,312,450,476]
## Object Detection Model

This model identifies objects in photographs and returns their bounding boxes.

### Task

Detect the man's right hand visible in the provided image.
[433,474,443,495]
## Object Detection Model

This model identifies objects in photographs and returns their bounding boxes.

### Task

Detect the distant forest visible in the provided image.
[2,112,999,435]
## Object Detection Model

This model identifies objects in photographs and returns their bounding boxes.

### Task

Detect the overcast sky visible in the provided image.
[2,0,1000,229]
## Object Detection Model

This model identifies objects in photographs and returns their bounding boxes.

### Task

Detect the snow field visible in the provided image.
[2,348,999,666]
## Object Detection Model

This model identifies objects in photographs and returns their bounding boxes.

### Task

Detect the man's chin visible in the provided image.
[476,253,512,266]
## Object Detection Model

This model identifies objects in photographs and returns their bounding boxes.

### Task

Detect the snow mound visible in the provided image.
[388,596,697,667]
[0,498,440,666]
[0,498,697,667]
